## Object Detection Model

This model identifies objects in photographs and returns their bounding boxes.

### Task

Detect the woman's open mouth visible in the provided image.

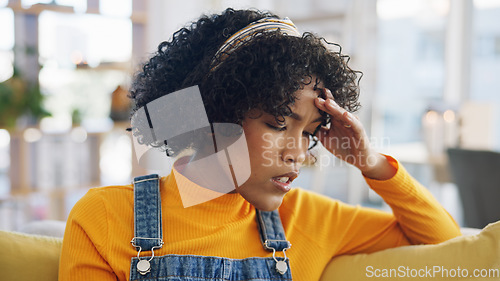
[270,172,298,193]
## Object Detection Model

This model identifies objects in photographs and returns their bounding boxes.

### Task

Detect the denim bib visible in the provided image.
[129,174,293,281]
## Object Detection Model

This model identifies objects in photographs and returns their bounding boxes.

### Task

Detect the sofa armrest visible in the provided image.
[0,230,62,281]
[320,221,500,280]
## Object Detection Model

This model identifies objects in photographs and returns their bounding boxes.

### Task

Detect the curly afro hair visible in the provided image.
[129,8,361,155]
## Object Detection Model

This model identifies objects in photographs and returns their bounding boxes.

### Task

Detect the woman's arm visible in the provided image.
[363,155,462,244]
[313,90,461,248]
[58,190,117,281]
[314,90,397,181]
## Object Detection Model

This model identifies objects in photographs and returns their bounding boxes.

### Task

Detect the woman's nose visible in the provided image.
[281,135,307,165]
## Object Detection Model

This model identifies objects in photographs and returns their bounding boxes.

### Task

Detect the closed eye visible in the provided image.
[266,123,314,136]
[266,123,286,132]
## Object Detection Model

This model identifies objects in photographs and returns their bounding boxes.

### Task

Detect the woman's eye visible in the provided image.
[266,123,286,132]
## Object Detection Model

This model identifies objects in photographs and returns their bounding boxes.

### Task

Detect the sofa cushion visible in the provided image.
[320,220,500,280]
[0,230,62,281]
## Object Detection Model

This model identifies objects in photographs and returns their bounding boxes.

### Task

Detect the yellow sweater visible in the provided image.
[59,157,461,281]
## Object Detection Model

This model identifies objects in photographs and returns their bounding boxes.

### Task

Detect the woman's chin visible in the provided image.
[248,196,284,212]
[236,182,286,211]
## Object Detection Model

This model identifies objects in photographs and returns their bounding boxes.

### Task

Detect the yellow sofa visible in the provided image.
[0,230,62,281]
[1,221,499,281]
[321,221,500,280]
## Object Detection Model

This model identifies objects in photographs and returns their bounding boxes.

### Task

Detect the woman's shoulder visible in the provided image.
[91,183,134,196]
[63,183,136,256]
[82,183,133,204]
[68,183,134,220]
[70,173,174,218]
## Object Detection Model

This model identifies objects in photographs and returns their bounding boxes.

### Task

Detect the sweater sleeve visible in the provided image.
[311,155,461,257]
[58,189,116,281]
[363,155,461,245]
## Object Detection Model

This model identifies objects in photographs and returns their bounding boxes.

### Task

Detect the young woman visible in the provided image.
[59,8,461,281]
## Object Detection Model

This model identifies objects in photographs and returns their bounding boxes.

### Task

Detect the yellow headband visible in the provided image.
[210,17,301,70]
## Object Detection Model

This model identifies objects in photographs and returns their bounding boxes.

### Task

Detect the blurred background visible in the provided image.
[0,0,499,232]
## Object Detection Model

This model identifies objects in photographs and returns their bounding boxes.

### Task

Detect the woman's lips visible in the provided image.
[270,171,299,193]
[271,177,292,192]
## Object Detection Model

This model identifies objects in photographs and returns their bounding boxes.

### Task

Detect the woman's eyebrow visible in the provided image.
[289,112,323,123]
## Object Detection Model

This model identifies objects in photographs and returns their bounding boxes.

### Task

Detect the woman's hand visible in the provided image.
[314,88,396,180]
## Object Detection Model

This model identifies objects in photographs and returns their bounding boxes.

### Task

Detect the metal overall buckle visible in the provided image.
[131,237,164,275]
[264,239,291,275]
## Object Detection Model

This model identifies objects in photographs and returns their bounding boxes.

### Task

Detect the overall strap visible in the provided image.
[256,210,291,252]
[131,174,164,252]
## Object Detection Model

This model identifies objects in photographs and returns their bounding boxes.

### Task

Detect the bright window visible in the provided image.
[55,0,87,13]
[470,0,500,149]
[39,11,132,67]
[0,9,14,50]
[38,11,132,125]
[20,0,86,12]
[376,0,448,144]
[21,0,52,7]
[0,8,14,82]
[100,0,132,17]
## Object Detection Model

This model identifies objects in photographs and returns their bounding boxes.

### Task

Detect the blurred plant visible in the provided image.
[71,108,82,125]
[0,68,51,129]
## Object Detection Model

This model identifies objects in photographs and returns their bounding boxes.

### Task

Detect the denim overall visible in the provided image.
[129,174,293,281]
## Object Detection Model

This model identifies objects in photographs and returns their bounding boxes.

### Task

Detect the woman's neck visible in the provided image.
[175,155,238,194]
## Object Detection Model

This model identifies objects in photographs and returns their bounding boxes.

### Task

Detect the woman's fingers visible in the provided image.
[314,89,368,151]
[323,88,334,100]
[320,88,351,126]
[314,88,381,172]
[315,97,356,130]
